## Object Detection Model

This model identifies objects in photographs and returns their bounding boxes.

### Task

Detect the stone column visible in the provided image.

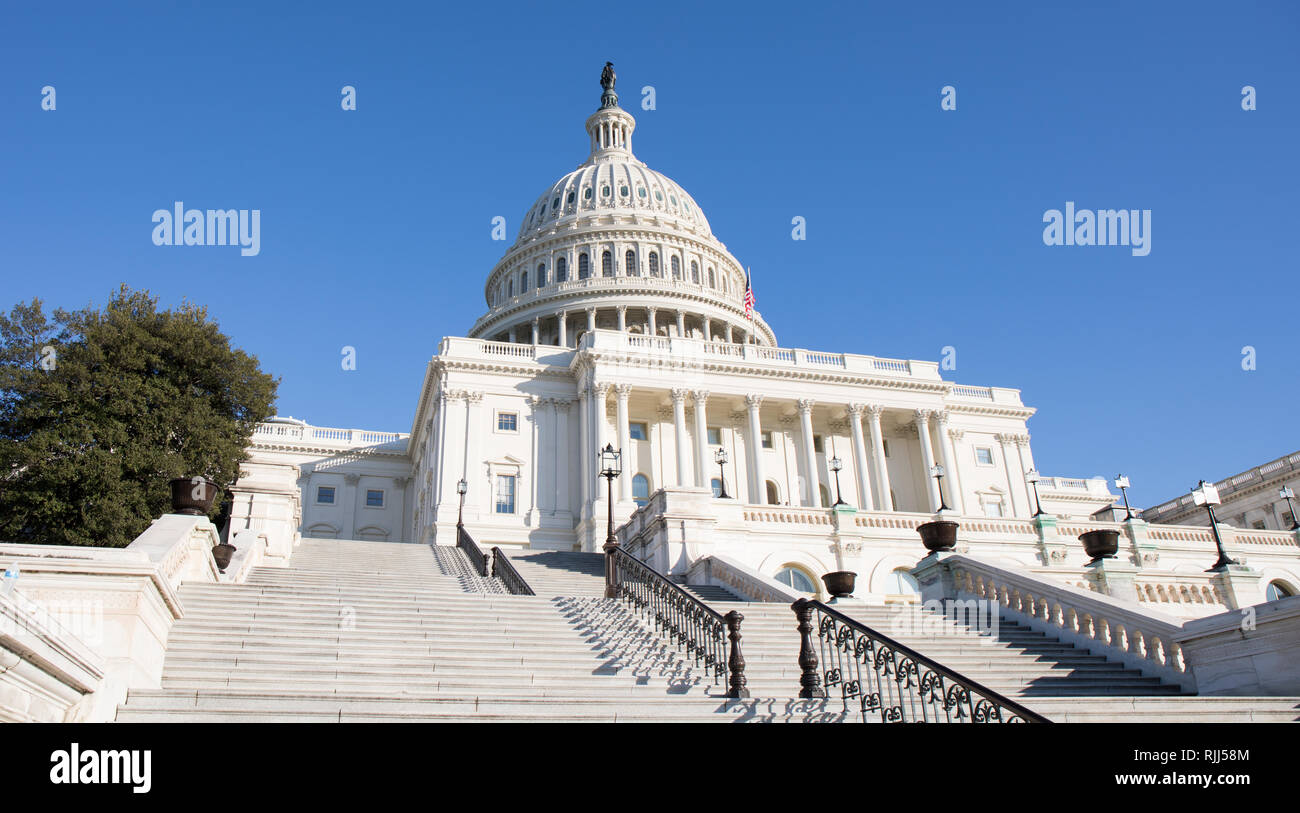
[915,410,940,511]
[592,382,610,504]
[676,310,686,338]
[527,396,541,521]
[847,404,874,510]
[465,392,484,517]
[866,405,892,510]
[557,311,567,347]
[508,326,517,343]
[725,323,733,342]
[934,412,962,512]
[648,307,658,337]
[797,399,819,507]
[342,473,360,539]
[554,399,571,516]
[578,386,591,511]
[944,425,967,514]
[585,307,596,334]
[745,395,766,503]
[997,434,1023,516]
[531,318,539,345]
[671,388,691,487]
[703,319,712,342]
[616,305,627,333]
[692,390,710,488]
[615,384,633,502]
[392,476,409,542]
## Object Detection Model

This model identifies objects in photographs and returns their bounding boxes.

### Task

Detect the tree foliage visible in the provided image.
[0,286,278,546]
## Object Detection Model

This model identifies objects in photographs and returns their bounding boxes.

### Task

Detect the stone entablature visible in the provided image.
[1143,450,1300,532]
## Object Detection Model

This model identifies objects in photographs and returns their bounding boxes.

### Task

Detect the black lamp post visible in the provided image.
[456,478,467,527]
[714,447,730,499]
[1115,474,1135,520]
[930,464,950,512]
[599,443,623,549]
[1194,480,1238,572]
[1280,485,1299,531]
[1025,469,1046,518]
[829,455,848,507]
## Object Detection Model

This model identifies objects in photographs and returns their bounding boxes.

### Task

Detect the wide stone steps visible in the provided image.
[507,551,607,596]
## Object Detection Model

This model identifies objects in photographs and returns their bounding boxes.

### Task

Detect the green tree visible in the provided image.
[0,286,278,546]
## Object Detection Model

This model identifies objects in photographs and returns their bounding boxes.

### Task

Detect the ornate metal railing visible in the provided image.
[490,547,535,596]
[456,524,489,578]
[791,598,1049,723]
[606,545,748,698]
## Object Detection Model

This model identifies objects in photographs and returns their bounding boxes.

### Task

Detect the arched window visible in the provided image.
[708,267,716,288]
[775,566,817,594]
[888,568,920,595]
[507,278,514,297]
[602,250,613,277]
[632,474,650,508]
[537,264,546,288]
[649,252,660,277]
[1266,581,1296,602]
[520,271,528,291]
[670,256,681,279]
[765,480,780,505]
[578,253,590,279]
[557,256,567,282]
[690,261,700,283]
[625,249,637,276]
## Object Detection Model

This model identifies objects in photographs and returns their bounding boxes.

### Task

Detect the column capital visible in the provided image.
[614,383,633,399]
[947,427,965,441]
[914,408,934,421]
[995,432,1019,445]
[670,388,689,404]
[1013,433,1032,447]
[553,398,572,413]
[846,403,866,418]
[796,398,815,415]
[864,404,885,419]
[933,409,951,425]
[592,382,611,398]
[344,473,361,485]
[745,394,764,409]
[465,390,485,405]
[691,389,709,403]
[393,476,410,488]
[616,304,627,314]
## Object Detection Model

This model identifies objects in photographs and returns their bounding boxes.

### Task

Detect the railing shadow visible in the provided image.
[553,596,710,694]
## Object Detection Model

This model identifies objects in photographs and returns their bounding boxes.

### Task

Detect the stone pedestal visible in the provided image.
[1083,557,1141,604]
[1210,563,1264,610]
[910,551,958,604]
[1123,517,1160,568]
[1034,515,1068,567]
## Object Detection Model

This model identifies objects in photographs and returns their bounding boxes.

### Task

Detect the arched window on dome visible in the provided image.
[670,256,681,279]
[690,261,700,284]
[507,278,514,297]
[557,256,567,282]
[649,252,660,277]
[536,263,546,288]
[708,267,716,288]
[520,271,528,291]
[623,249,635,276]
[602,250,613,277]
[578,253,590,280]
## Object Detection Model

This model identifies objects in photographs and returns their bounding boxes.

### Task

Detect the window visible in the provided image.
[365,489,384,508]
[671,256,681,279]
[707,427,722,445]
[775,566,817,594]
[632,474,650,507]
[537,264,546,287]
[765,480,780,505]
[629,422,648,441]
[557,256,567,281]
[649,252,660,277]
[520,271,528,291]
[813,435,824,453]
[496,412,518,432]
[708,267,716,288]
[711,478,723,498]
[495,475,516,514]
[507,279,514,297]
[316,486,336,505]
[625,249,637,276]
[1251,520,1267,530]
[602,250,613,277]
[579,253,590,279]
[690,261,699,283]
[983,500,1004,518]
[975,447,994,466]
[888,568,920,595]
[1266,581,1295,602]
[761,431,773,449]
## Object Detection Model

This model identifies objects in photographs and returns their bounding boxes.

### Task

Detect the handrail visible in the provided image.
[490,547,535,596]
[606,545,748,698]
[791,598,1049,723]
[456,524,489,578]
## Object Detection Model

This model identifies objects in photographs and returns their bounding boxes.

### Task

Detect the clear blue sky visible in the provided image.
[2,1,1296,509]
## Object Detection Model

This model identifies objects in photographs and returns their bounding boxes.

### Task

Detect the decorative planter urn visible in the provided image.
[821,570,857,599]
[917,520,960,553]
[211,542,237,572]
[1079,529,1120,563]
[169,477,219,516]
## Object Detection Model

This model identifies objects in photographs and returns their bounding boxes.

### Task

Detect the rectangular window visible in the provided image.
[975,447,994,466]
[629,422,648,441]
[366,489,384,508]
[316,486,335,505]
[496,412,518,432]
[813,435,824,453]
[495,475,516,514]
[707,427,722,445]
[761,431,773,449]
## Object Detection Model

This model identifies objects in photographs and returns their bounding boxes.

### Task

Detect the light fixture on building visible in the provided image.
[1025,469,1046,517]
[1193,480,1238,571]
[599,443,623,546]
[714,447,730,499]
[930,464,950,512]
[1114,474,1135,520]
[456,478,468,527]
[1280,485,1299,531]
[829,455,848,507]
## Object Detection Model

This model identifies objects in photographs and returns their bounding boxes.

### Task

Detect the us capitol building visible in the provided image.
[232,67,1300,612]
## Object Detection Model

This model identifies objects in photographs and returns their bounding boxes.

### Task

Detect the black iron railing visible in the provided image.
[456,524,489,578]
[791,598,1049,723]
[490,547,535,596]
[606,545,748,698]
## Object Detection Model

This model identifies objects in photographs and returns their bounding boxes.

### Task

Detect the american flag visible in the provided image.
[743,267,755,317]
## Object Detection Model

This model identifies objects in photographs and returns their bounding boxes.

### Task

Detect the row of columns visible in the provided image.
[500,306,749,348]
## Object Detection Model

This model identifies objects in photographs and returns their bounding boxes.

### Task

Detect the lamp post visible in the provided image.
[1193,480,1238,571]
[1024,469,1046,518]
[829,455,848,507]
[714,447,730,499]
[599,444,623,549]
[1114,474,1134,520]
[456,478,467,528]
[1280,485,1300,531]
[930,464,950,512]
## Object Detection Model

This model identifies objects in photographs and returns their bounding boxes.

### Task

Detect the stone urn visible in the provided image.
[917,520,960,553]
[821,570,857,599]
[211,541,237,572]
[169,477,219,516]
[1079,529,1120,563]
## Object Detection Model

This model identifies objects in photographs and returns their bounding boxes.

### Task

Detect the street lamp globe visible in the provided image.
[599,443,622,478]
